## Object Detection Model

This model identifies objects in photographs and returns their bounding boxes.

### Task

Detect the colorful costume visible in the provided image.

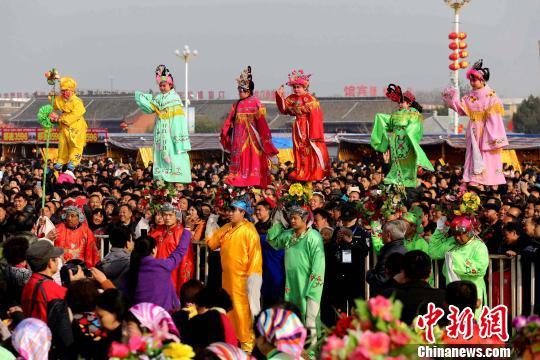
[371,85,434,188]
[50,77,87,170]
[206,218,263,352]
[442,60,508,185]
[275,70,329,182]
[267,223,325,335]
[256,308,307,360]
[55,206,99,267]
[150,223,195,296]
[135,65,191,183]
[221,67,278,188]
[428,217,489,310]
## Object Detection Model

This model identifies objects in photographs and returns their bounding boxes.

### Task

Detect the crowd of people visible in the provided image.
[0,155,538,359]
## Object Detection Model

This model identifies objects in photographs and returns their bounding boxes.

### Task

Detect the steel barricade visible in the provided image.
[96,234,109,259]
[193,241,209,283]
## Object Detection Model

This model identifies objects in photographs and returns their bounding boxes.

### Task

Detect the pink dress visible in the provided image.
[443,85,508,185]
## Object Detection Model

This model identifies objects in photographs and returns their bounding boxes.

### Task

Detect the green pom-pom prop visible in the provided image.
[37,104,56,129]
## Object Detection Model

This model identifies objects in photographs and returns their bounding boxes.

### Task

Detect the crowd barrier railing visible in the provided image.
[99,235,536,317]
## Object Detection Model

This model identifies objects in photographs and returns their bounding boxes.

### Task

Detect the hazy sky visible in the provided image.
[2,0,539,98]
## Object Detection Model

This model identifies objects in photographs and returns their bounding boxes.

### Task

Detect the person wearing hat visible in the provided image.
[480,202,504,254]
[135,65,192,183]
[55,205,99,268]
[371,84,434,188]
[220,66,279,188]
[429,215,489,313]
[206,199,262,352]
[21,240,82,321]
[328,203,370,321]
[442,59,508,186]
[48,76,88,171]
[275,69,330,182]
[149,203,195,296]
[268,206,325,344]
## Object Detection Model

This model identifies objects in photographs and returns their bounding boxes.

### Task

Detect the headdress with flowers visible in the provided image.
[466,59,490,82]
[286,69,311,88]
[280,182,313,207]
[140,180,179,215]
[155,65,174,86]
[356,185,406,226]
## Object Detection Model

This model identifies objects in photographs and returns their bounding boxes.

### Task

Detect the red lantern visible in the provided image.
[448,32,458,40]
[460,50,469,58]
[449,53,459,61]
[449,63,459,71]
[449,42,458,50]
[459,42,467,49]
[460,61,469,68]
[458,32,467,40]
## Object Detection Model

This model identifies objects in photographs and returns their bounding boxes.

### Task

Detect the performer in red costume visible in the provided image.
[275,69,329,182]
[150,203,195,295]
[220,66,278,188]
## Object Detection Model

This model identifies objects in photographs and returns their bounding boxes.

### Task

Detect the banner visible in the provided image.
[0,128,108,143]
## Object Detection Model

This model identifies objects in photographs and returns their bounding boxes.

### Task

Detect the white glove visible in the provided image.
[205,214,220,239]
[436,216,448,232]
[247,274,262,318]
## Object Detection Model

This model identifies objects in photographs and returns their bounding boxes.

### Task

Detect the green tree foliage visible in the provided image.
[513,96,540,134]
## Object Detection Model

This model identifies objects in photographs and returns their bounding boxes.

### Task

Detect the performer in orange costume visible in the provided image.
[150,203,194,296]
[275,69,329,182]
[55,206,99,268]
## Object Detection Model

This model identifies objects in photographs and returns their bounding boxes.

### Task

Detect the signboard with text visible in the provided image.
[0,128,108,143]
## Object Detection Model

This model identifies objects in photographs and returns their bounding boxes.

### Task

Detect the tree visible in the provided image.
[195,114,221,133]
[513,96,540,134]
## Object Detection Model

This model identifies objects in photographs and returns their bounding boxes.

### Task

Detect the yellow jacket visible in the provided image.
[50,95,87,128]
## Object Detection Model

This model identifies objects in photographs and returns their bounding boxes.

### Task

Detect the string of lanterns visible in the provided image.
[448,32,469,71]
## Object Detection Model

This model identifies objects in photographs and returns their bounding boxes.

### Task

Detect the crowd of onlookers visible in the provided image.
[0,155,539,358]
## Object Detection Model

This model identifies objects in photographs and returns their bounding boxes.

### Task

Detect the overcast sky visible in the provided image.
[2,0,539,98]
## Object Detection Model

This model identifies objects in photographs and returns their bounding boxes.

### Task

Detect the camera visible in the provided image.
[60,259,92,286]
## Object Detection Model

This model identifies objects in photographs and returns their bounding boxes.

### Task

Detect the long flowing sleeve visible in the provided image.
[206,225,228,250]
[134,91,156,114]
[305,231,325,302]
[451,240,489,279]
[442,87,466,116]
[481,94,508,151]
[275,92,289,115]
[428,229,456,260]
[307,98,325,142]
[171,106,191,153]
[370,113,391,153]
[84,226,99,267]
[254,104,279,155]
[245,227,263,276]
[220,105,235,151]
[55,96,86,127]
[267,223,292,250]
[406,112,435,170]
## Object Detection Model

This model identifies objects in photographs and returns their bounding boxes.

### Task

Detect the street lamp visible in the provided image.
[174,45,198,107]
[445,0,470,134]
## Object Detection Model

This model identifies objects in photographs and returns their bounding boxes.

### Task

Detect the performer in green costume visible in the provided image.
[135,65,191,183]
[371,84,434,188]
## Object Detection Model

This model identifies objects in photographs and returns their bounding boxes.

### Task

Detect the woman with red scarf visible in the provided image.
[275,70,329,182]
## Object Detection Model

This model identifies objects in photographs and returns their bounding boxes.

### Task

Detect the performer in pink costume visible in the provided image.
[442,59,508,186]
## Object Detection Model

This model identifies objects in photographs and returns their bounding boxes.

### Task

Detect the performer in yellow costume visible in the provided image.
[48,77,87,171]
[206,199,262,353]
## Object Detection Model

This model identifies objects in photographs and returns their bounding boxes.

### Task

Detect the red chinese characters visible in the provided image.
[446,305,474,340]
[416,302,444,344]
[478,305,509,342]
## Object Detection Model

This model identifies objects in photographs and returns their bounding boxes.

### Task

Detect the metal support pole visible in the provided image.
[511,257,516,319]
[452,10,461,134]
[185,61,189,107]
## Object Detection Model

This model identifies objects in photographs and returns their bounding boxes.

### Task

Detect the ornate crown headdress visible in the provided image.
[236,66,252,91]
[155,64,174,85]
[467,59,490,82]
[386,83,403,103]
[286,69,311,87]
